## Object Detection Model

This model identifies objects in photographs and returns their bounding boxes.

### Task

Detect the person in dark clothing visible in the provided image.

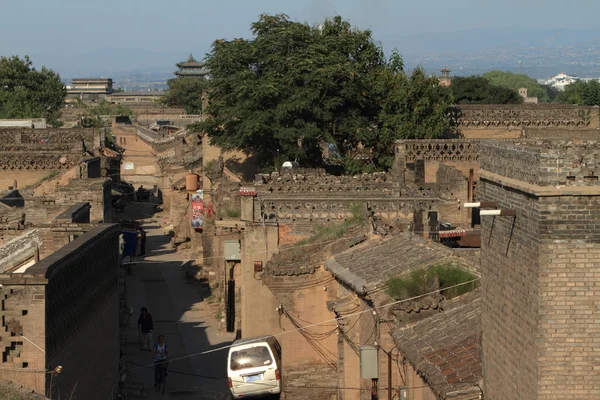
[140,229,147,256]
[138,307,154,351]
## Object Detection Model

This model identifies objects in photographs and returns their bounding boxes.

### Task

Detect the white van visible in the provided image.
[227,336,282,398]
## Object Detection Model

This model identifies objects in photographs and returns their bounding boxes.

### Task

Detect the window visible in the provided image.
[230,346,273,371]
[273,340,282,359]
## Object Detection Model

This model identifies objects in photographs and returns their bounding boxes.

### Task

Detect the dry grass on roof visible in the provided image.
[0,382,48,400]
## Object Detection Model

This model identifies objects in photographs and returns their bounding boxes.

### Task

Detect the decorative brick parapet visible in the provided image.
[450,104,599,129]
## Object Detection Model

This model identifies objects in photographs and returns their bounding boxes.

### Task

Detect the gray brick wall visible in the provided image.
[480,140,600,400]
[480,180,540,400]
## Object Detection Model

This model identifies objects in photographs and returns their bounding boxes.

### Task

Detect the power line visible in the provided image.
[119,278,479,377]
[126,360,432,392]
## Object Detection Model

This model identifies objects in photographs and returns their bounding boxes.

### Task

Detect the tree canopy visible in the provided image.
[558,80,600,105]
[450,76,523,104]
[0,55,66,125]
[162,76,207,114]
[482,71,549,102]
[193,14,451,172]
[80,100,134,127]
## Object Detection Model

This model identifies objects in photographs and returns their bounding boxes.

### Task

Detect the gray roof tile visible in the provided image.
[392,295,482,399]
[326,234,453,294]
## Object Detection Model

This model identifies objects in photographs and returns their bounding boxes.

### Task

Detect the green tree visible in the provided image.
[559,80,586,104]
[0,55,66,125]
[81,100,134,127]
[193,14,451,171]
[450,76,523,104]
[582,80,600,105]
[362,57,451,171]
[162,76,207,114]
[557,80,600,105]
[540,84,561,102]
[482,70,548,102]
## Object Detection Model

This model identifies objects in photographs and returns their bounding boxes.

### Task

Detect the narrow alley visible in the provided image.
[120,202,235,400]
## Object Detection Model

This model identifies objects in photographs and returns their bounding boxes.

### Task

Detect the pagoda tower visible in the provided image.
[175,54,209,78]
[439,66,452,87]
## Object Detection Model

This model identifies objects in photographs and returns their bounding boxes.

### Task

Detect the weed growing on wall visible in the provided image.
[386,261,478,300]
[296,202,366,246]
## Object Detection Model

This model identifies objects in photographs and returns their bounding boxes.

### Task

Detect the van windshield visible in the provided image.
[230,345,273,371]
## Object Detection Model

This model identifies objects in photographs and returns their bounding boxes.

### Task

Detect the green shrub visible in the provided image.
[386,261,478,300]
[433,263,478,298]
[225,208,241,218]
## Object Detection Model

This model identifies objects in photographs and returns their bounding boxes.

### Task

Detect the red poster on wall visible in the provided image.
[191,190,204,229]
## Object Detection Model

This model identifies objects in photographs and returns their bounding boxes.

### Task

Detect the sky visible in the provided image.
[2,0,600,76]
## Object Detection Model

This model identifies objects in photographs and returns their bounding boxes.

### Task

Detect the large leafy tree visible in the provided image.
[360,52,451,171]
[0,56,66,125]
[451,76,523,104]
[162,76,207,114]
[558,80,600,106]
[194,14,450,171]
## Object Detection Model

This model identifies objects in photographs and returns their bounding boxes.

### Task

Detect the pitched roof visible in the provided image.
[325,234,453,295]
[176,54,206,68]
[392,295,482,399]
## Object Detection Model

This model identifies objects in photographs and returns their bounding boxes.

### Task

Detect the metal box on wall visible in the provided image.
[360,345,378,379]
[224,240,241,261]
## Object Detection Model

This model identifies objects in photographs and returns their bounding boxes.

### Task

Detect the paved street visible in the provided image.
[121,203,235,399]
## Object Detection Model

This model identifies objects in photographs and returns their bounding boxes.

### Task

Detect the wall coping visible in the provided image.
[54,202,91,223]
[479,170,600,197]
[24,223,119,279]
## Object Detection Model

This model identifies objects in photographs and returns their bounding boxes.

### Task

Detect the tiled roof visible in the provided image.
[392,295,482,399]
[325,234,453,295]
[175,69,209,76]
[176,54,207,69]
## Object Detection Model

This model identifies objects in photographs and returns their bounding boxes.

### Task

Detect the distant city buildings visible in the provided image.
[541,73,579,90]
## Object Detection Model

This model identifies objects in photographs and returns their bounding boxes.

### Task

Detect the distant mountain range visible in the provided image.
[24,27,600,88]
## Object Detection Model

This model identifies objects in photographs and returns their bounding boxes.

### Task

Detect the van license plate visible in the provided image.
[244,374,264,383]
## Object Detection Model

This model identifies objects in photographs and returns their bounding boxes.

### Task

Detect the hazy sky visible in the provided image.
[3,0,600,58]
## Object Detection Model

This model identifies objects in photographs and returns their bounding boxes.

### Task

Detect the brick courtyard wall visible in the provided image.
[0,279,47,394]
[479,140,600,400]
[35,224,120,400]
[0,224,119,399]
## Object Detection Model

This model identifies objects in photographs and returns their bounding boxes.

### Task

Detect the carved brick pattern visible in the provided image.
[257,172,394,195]
[257,199,434,222]
[0,154,73,171]
[45,230,118,353]
[20,131,94,144]
[0,145,74,152]
[449,106,592,128]
[400,140,479,163]
[0,289,28,366]
[0,132,17,144]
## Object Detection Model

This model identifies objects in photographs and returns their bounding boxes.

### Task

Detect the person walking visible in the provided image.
[140,228,147,256]
[137,307,153,351]
[152,335,169,387]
